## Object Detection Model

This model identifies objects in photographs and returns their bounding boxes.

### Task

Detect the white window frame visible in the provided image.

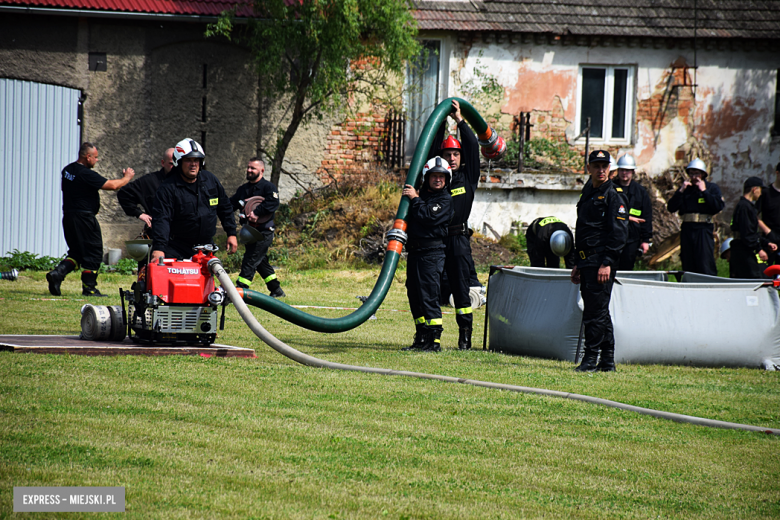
[404,36,449,162]
[574,65,635,146]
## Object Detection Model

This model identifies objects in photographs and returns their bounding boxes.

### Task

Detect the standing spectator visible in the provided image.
[570,150,628,372]
[667,158,725,275]
[150,138,237,262]
[757,162,780,265]
[402,157,453,352]
[430,99,481,350]
[525,216,576,269]
[117,148,175,233]
[46,142,135,296]
[230,158,285,298]
[614,155,653,270]
[730,177,777,279]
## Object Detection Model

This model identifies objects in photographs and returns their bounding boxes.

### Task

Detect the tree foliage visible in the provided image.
[208,0,420,185]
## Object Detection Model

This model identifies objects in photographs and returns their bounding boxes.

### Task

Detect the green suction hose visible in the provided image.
[238,98,491,333]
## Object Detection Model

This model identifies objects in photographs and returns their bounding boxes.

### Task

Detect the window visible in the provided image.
[576,65,634,144]
[405,40,441,160]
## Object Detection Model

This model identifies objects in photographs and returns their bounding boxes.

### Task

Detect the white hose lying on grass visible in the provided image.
[210,259,780,436]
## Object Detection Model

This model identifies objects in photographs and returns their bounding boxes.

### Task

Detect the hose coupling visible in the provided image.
[386,228,408,245]
[478,127,499,148]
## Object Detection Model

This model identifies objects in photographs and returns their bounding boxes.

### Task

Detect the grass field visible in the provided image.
[1,268,779,519]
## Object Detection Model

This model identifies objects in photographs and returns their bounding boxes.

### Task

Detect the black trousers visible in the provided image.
[406,248,445,333]
[617,239,641,271]
[238,230,280,291]
[729,240,767,279]
[444,235,474,329]
[680,223,717,276]
[62,211,103,271]
[579,266,616,355]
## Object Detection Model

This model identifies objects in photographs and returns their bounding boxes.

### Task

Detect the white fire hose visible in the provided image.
[209,259,780,436]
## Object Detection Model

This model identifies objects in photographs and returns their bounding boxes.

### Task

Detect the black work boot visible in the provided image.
[81,270,108,297]
[575,348,600,372]
[458,327,472,350]
[597,347,616,372]
[46,259,76,296]
[270,287,286,298]
[402,326,424,351]
[236,280,250,289]
[421,330,442,352]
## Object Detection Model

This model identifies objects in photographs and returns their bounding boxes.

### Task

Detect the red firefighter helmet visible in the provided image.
[441,135,461,150]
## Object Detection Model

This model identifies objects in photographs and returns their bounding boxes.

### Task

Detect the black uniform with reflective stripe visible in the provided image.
[428,119,481,329]
[230,178,281,290]
[229,177,280,231]
[526,216,576,268]
[730,196,768,279]
[615,181,653,270]
[117,168,168,218]
[406,186,453,336]
[575,179,629,268]
[151,169,236,257]
[667,180,725,275]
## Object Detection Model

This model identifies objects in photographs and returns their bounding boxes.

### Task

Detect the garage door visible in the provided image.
[0,78,81,258]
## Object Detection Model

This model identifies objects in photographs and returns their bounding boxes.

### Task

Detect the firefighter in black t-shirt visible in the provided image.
[229,158,285,298]
[757,162,780,265]
[730,176,777,279]
[571,150,628,373]
[526,216,576,269]
[402,157,454,352]
[117,148,175,233]
[46,142,135,296]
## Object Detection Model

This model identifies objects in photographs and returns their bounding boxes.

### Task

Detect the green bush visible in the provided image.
[0,249,59,271]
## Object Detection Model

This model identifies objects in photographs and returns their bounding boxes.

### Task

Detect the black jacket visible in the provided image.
[151,169,236,253]
[229,177,280,231]
[407,187,453,243]
[616,181,653,243]
[575,179,629,268]
[117,168,168,218]
[731,197,767,253]
[667,180,725,218]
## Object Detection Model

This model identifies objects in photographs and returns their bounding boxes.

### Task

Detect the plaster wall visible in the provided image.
[440,37,780,232]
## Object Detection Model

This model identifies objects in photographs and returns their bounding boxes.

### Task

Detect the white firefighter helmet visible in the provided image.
[686,158,708,177]
[550,229,573,257]
[720,237,733,258]
[609,157,618,172]
[616,154,637,170]
[173,138,206,167]
[421,156,452,185]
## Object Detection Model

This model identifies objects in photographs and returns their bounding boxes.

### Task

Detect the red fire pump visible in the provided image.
[119,244,227,345]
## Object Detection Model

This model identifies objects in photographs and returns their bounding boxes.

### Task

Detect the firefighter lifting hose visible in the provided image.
[237,97,506,332]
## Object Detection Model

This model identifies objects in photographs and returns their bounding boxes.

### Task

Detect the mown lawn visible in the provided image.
[0,268,778,519]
